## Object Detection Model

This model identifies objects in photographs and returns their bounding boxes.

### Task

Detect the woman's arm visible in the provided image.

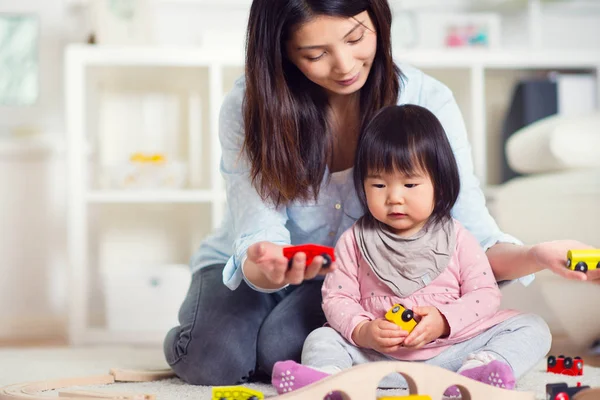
[418,71,596,284]
[487,241,593,282]
[220,78,336,291]
[218,79,291,290]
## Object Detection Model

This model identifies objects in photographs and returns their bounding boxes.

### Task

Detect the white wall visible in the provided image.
[0,0,599,341]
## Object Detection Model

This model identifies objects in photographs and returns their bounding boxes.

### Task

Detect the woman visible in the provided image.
[163,0,596,386]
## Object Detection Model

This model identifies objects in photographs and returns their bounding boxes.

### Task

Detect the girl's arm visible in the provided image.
[322,229,377,345]
[435,223,503,338]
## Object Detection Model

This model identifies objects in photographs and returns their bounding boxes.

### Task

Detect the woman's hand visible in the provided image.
[530,240,596,283]
[244,241,335,289]
[352,319,408,354]
[403,306,449,349]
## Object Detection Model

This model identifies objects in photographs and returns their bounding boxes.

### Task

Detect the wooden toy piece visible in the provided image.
[109,368,176,382]
[546,382,590,400]
[573,387,600,400]
[270,360,536,400]
[0,375,116,400]
[547,355,584,376]
[385,304,417,333]
[211,385,264,400]
[0,368,174,400]
[17,374,116,395]
[59,391,155,399]
[566,249,600,273]
[283,244,336,269]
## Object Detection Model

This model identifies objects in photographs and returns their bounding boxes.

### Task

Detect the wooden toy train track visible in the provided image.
[0,362,597,400]
[0,368,175,400]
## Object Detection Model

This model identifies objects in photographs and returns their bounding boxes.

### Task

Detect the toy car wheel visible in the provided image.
[402,309,414,322]
[547,355,557,368]
[321,253,332,268]
[566,258,571,268]
[596,261,600,270]
[563,357,573,369]
[575,261,588,273]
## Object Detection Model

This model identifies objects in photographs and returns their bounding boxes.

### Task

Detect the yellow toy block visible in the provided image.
[567,249,600,273]
[211,386,264,400]
[385,303,417,333]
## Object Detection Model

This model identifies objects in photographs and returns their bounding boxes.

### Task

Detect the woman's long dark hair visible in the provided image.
[243,0,400,206]
[354,104,461,226]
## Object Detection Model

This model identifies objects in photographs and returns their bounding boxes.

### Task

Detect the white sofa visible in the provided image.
[493,112,600,347]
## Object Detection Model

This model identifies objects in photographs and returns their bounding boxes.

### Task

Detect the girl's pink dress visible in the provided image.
[322,220,521,361]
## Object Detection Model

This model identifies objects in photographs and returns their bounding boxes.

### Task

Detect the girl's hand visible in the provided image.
[352,319,408,354]
[403,306,449,349]
[246,241,336,287]
[531,240,596,282]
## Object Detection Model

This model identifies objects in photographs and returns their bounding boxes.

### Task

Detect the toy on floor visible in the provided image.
[547,355,584,376]
[211,385,264,400]
[546,382,590,400]
[270,360,535,399]
[0,367,174,399]
[566,249,600,273]
[283,244,335,269]
[385,303,417,333]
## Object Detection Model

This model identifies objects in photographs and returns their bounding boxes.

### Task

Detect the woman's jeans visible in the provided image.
[163,264,326,385]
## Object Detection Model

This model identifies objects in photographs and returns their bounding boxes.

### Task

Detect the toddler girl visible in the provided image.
[271,104,551,397]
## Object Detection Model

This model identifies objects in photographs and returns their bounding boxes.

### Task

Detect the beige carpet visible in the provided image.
[0,346,598,399]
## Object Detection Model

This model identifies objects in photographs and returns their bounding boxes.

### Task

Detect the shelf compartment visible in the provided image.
[84,203,213,336]
[86,189,224,204]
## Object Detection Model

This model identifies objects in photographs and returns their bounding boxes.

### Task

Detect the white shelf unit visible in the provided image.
[392,48,600,186]
[65,44,243,345]
[66,45,599,344]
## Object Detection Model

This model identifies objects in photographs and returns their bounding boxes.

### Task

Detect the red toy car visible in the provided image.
[547,355,584,376]
[546,382,590,400]
[283,244,335,269]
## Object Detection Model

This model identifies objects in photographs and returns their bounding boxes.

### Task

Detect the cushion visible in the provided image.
[506,112,600,174]
[493,168,600,246]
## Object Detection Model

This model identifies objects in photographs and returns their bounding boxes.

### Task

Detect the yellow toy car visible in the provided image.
[211,386,264,400]
[385,303,417,333]
[567,249,600,273]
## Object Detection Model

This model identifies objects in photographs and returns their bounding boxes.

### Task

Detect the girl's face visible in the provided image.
[364,168,435,237]
[285,11,377,98]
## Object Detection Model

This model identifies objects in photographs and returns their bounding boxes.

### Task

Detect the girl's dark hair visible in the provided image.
[243,0,400,206]
[353,104,460,225]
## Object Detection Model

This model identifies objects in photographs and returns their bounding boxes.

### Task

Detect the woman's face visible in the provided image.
[285,11,377,98]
